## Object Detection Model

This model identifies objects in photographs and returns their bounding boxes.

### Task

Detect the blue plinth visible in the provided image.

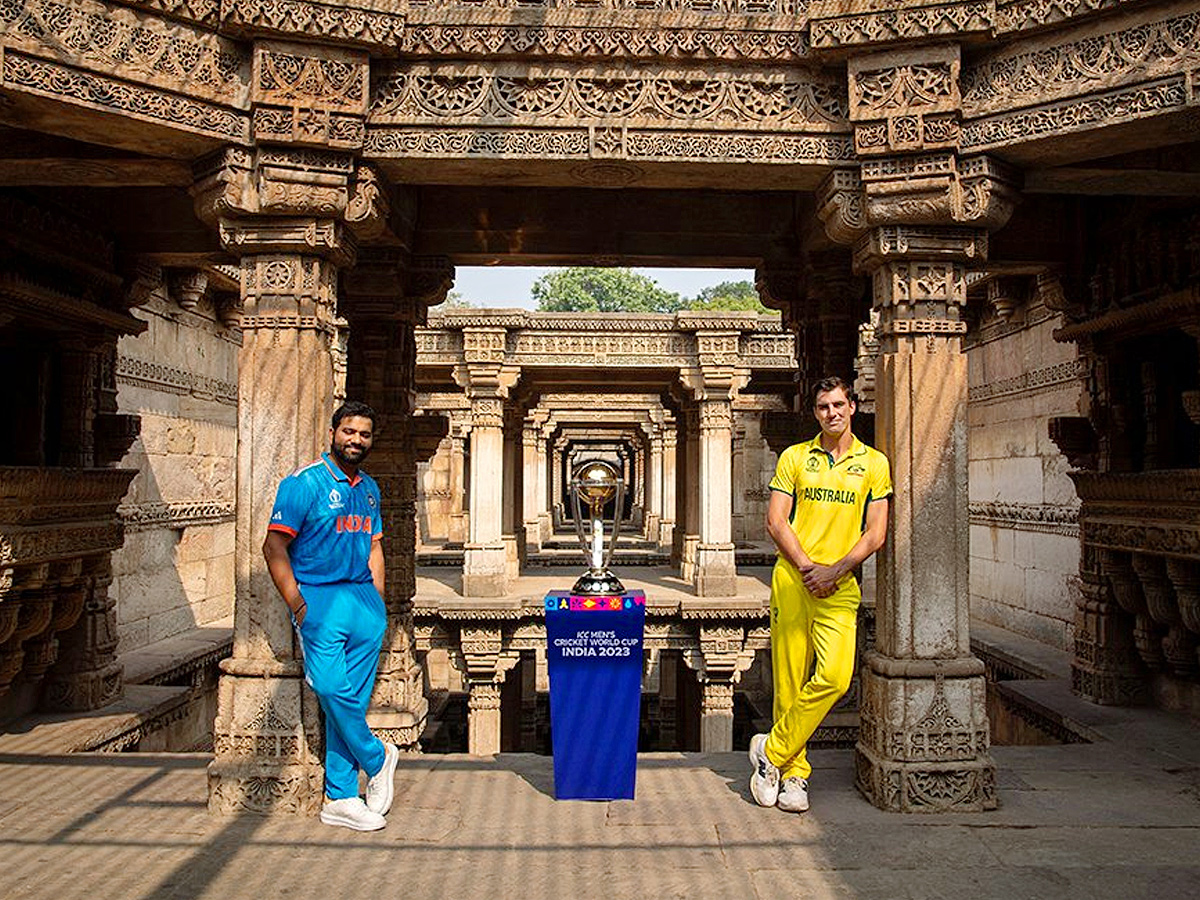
[544,590,646,800]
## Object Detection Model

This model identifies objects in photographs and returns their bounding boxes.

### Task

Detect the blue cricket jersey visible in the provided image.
[267,453,382,585]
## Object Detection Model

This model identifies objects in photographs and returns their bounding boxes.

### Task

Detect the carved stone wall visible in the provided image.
[966,288,1084,651]
[112,273,239,654]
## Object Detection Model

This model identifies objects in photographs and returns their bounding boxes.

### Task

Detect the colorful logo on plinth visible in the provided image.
[544,594,646,612]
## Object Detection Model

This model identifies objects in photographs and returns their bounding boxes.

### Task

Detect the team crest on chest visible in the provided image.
[805,456,821,473]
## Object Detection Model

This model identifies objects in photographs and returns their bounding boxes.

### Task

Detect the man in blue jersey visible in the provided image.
[263,400,400,831]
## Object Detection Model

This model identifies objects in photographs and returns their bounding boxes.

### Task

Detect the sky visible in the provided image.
[450,266,755,310]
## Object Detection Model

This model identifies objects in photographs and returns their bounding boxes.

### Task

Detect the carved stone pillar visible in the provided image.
[447,413,470,545]
[659,423,677,553]
[677,404,701,580]
[537,419,555,542]
[681,358,748,597]
[523,411,550,556]
[683,624,754,751]
[809,41,1018,810]
[852,225,996,812]
[501,409,522,579]
[643,423,663,542]
[41,556,122,710]
[343,249,453,752]
[460,625,519,755]
[194,148,366,814]
[731,417,747,544]
[454,346,519,598]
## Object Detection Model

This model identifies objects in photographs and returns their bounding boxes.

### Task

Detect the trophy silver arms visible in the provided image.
[569,460,626,596]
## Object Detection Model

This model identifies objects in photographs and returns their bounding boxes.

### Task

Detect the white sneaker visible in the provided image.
[365,742,400,816]
[748,733,780,807]
[320,797,386,831]
[777,776,809,813]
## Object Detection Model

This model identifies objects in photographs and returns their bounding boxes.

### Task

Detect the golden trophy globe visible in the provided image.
[570,460,626,596]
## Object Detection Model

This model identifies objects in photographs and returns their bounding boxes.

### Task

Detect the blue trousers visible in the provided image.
[295,581,387,800]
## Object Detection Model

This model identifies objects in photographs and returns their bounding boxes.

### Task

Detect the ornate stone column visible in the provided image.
[681,352,748,597]
[682,624,755,751]
[677,403,701,580]
[659,422,677,553]
[537,418,555,542]
[447,412,471,545]
[460,625,520,755]
[343,247,454,752]
[642,422,663,542]
[501,408,523,578]
[814,42,1019,812]
[731,416,747,544]
[454,335,519,597]
[195,148,362,814]
[523,410,550,556]
[852,224,997,812]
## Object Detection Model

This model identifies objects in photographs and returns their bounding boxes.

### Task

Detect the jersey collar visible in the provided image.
[806,434,866,464]
[321,452,363,487]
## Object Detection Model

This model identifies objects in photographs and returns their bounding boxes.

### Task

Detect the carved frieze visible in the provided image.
[0,0,247,104]
[398,20,810,62]
[969,501,1080,537]
[1,50,249,139]
[366,62,852,165]
[221,0,406,47]
[119,499,235,530]
[962,76,1189,152]
[809,0,994,49]
[116,354,238,405]
[968,358,1085,402]
[963,6,1200,117]
[371,64,846,126]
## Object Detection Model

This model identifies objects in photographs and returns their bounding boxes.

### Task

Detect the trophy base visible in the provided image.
[572,570,625,596]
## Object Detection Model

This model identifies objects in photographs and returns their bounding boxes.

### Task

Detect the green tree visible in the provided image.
[532,267,681,313]
[441,289,475,308]
[683,280,770,313]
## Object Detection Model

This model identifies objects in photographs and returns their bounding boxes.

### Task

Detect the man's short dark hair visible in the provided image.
[331,401,376,430]
[810,376,857,407]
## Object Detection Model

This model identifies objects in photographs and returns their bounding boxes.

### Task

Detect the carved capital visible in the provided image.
[754,262,805,311]
[192,148,366,267]
[852,152,1020,232]
[169,269,209,312]
[854,225,988,273]
[817,169,867,246]
[345,165,390,241]
[678,366,749,402]
[407,256,456,311]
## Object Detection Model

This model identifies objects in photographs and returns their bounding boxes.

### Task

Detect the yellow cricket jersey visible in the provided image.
[769,435,892,567]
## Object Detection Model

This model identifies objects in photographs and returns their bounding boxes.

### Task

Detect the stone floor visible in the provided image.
[3,700,1199,900]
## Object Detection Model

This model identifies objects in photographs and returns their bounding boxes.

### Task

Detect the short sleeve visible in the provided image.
[268,476,307,537]
[867,452,893,503]
[370,483,384,539]
[769,446,798,495]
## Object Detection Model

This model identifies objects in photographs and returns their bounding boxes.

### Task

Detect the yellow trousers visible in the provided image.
[764,560,859,781]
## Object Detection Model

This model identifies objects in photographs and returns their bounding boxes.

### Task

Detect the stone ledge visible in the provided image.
[0,684,192,755]
[971,619,1072,681]
[121,617,234,686]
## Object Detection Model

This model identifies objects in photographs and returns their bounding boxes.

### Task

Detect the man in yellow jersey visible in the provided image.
[749,376,891,813]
